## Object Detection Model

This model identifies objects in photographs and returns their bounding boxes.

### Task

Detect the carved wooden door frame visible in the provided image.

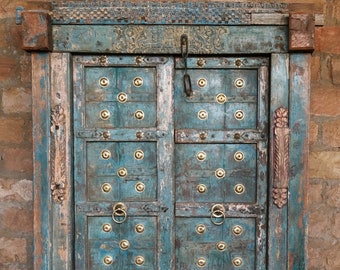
[17,1,322,269]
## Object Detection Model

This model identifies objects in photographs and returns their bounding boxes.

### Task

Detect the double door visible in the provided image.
[74,55,268,269]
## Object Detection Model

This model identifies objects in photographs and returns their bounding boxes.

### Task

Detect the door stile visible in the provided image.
[256,64,269,270]
[50,52,74,269]
[156,58,175,269]
[268,53,290,270]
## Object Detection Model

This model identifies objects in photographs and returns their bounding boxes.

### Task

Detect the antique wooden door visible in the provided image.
[24,2,317,270]
[73,55,268,269]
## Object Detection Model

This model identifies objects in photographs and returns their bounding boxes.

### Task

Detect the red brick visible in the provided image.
[311,89,340,116]
[0,237,27,263]
[307,183,323,205]
[309,121,318,144]
[331,58,340,85]
[2,87,32,114]
[325,185,340,208]
[0,117,25,144]
[323,119,340,147]
[311,54,321,82]
[0,178,32,202]
[0,148,33,174]
[332,213,340,239]
[0,207,33,233]
[308,208,332,238]
[0,56,16,81]
[309,151,340,179]
[315,27,340,54]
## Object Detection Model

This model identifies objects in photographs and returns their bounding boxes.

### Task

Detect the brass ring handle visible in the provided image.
[112,209,127,224]
[210,204,226,225]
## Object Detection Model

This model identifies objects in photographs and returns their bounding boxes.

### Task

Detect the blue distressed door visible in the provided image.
[73,55,268,269]
[73,56,174,269]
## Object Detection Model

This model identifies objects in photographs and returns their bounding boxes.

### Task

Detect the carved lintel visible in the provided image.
[273,107,290,208]
[289,13,315,51]
[50,104,66,204]
[21,11,52,51]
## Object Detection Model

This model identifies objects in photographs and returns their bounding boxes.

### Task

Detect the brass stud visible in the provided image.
[197,58,206,67]
[234,110,245,120]
[196,224,206,234]
[197,78,207,88]
[117,168,128,178]
[101,149,111,160]
[134,150,144,160]
[234,184,245,194]
[136,131,144,139]
[235,59,242,67]
[103,255,113,265]
[234,151,244,161]
[135,255,145,266]
[232,225,243,236]
[215,168,226,179]
[103,131,110,139]
[197,184,207,194]
[196,257,207,267]
[100,109,110,120]
[232,257,243,267]
[99,77,109,87]
[196,151,207,161]
[119,239,130,250]
[198,110,208,120]
[135,224,145,234]
[117,92,127,103]
[133,77,143,87]
[199,132,207,140]
[234,78,245,88]
[134,110,145,120]
[102,223,112,232]
[216,93,227,104]
[216,241,227,251]
[101,183,112,193]
[135,182,145,193]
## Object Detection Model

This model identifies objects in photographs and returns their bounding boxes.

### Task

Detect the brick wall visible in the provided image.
[0,0,339,269]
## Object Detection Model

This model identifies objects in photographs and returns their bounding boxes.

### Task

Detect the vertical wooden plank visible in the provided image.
[32,52,51,270]
[157,58,175,269]
[288,54,310,270]
[268,53,289,270]
[50,53,73,269]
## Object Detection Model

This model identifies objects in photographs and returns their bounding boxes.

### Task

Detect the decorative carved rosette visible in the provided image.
[50,104,66,204]
[273,107,290,208]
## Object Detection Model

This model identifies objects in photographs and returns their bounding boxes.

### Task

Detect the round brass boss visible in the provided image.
[101,183,112,193]
[196,224,206,234]
[100,109,110,120]
[216,93,227,104]
[133,77,143,87]
[103,255,113,265]
[232,225,243,236]
[135,182,145,193]
[135,224,145,234]
[198,110,208,120]
[197,78,207,88]
[99,77,109,87]
[234,151,244,161]
[102,223,112,232]
[117,168,128,178]
[117,92,127,103]
[196,257,207,267]
[135,255,145,266]
[134,110,145,120]
[215,168,226,179]
[232,257,243,267]
[196,151,207,161]
[234,110,245,120]
[197,184,207,194]
[101,149,111,160]
[119,239,130,250]
[216,241,227,251]
[234,78,245,88]
[234,184,245,194]
[199,132,207,140]
[134,150,144,160]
